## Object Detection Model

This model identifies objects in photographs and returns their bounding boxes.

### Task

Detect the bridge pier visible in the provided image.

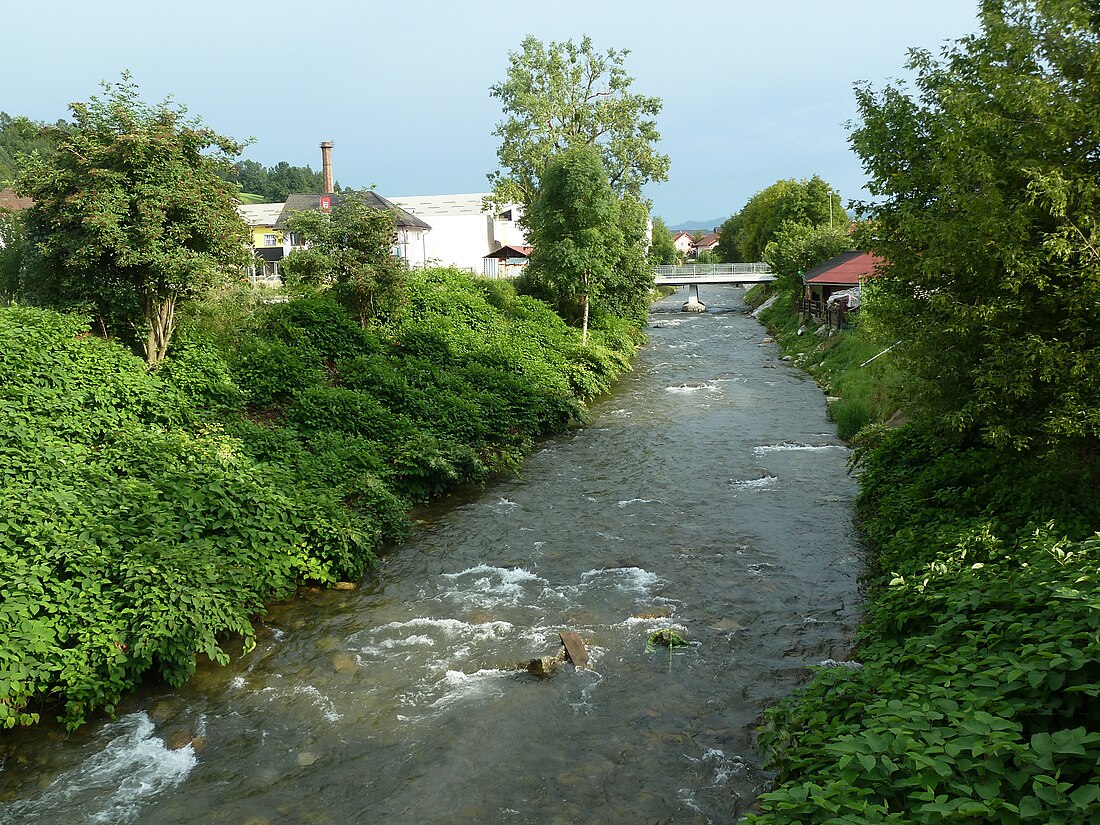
[682,283,706,312]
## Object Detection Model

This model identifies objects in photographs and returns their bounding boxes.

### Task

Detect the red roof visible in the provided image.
[484,245,533,259]
[804,251,886,285]
[0,187,33,212]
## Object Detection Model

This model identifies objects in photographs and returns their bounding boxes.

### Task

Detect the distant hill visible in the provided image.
[669,218,727,233]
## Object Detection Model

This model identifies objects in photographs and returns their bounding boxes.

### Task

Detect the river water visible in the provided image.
[0,286,862,824]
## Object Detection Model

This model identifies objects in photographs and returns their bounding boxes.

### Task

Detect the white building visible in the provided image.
[389,193,527,275]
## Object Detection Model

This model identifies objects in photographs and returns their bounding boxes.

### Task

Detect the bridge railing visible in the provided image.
[653,263,772,278]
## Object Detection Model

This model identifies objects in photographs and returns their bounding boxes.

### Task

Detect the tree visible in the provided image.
[283,195,406,328]
[0,113,65,185]
[764,222,852,294]
[648,216,680,265]
[0,210,23,305]
[223,159,332,202]
[17,78,249,365]
[488,35,669,214]
[717,176,845,262]
[850,0,1100,453]
[526,144,622,345]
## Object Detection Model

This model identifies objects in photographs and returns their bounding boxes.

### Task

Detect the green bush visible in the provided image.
[0,264,645,730]
[751,424,1100,823]
[158,340,244,413]
[259,294,382,359]
[231,336,326,407]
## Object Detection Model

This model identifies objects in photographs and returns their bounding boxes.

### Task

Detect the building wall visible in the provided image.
[391,194,527,273]
[673,234,694,255]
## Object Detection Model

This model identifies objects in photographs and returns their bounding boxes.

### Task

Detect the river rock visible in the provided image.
[332,652,358,674]
[633,608,672,619]
[526,656,563,676]
[297,751,319,766]
[333,581,357,591]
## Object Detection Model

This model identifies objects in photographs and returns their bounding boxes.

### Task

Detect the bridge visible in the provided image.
[653,263,774,311]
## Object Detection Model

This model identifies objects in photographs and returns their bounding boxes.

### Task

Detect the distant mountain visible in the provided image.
[669,218,727,232]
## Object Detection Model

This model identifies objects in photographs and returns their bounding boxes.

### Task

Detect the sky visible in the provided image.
[4,1,982,227]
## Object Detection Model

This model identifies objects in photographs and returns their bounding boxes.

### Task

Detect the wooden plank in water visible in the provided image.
[559,632,589,669]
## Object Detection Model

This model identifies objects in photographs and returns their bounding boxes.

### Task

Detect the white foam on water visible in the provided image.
[753,442,849,455]
[696,748,748,785]
[292,685,342,722]
[818,659,863,669]
[353,617,516,654]
[1,712,196,825]
[596,531,625,542]
[616,498,662,507]
[665,382,715,394]
[440,565,546,609]
[229,676,246,689]
[579,566,661,593]
[729,475,778,491]
[747,562,777,576]
[428,668,513,710]
[489,497,520,512]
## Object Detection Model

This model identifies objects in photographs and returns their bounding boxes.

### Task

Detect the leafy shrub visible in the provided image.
[260,294,382,359]
[751,422,1100,823]
[158,340,244,412]
[0,263,645,730]
[231,336,326,407]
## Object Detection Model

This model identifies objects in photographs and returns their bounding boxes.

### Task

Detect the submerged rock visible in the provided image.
[526,655,563,677]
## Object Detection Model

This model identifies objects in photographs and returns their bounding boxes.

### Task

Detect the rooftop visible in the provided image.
[804,251,886,285]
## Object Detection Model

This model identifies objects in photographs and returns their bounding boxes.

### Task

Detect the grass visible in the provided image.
[754,289,904,440]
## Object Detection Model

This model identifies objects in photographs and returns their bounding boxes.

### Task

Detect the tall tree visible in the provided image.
[17,77,249,365]
[488,35,669,214]
[717,176,845,262]
[648,216,681,265]
[0,210,23,305]
[283,195,406,328]
[527,144,622,345]
[850,0,1100,453]
[764,221,852,294]
[0,113,65,185]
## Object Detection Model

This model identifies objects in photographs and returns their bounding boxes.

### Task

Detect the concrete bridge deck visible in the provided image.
[653,264,774,310]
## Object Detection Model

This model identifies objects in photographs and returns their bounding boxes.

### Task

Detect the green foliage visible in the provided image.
[0,209,24,305]
[0,307,378,730]
[527,144,622,345]
[718,176,846,263]
[0,112,65,185]
[226,158,333,202]
[752,424,1100,823]
[16,76,250,365]
[488,34,669,213]
[0,269,643,728]
[849,0,1100,454]
[283,195,406,328]
[765,221,853,294]
[755,291,904,441]
[648,216,680,265]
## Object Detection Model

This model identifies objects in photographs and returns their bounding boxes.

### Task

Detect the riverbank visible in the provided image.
[1,285,861,824]
[745,290,1100,823]
[0,268,643,731]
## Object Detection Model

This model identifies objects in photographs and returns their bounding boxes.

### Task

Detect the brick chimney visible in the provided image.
[320,141,334,194]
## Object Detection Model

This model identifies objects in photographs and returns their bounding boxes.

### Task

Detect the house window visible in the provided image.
[263,233,278,247]
[289,232,304,247]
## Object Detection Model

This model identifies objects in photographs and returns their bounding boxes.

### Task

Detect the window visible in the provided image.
[263,233,278,247]
[289,232,304,247]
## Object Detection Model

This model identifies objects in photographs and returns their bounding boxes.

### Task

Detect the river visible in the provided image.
[0,285,862,824]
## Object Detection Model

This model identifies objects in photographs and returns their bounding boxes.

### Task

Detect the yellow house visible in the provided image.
[236,202,286,285]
